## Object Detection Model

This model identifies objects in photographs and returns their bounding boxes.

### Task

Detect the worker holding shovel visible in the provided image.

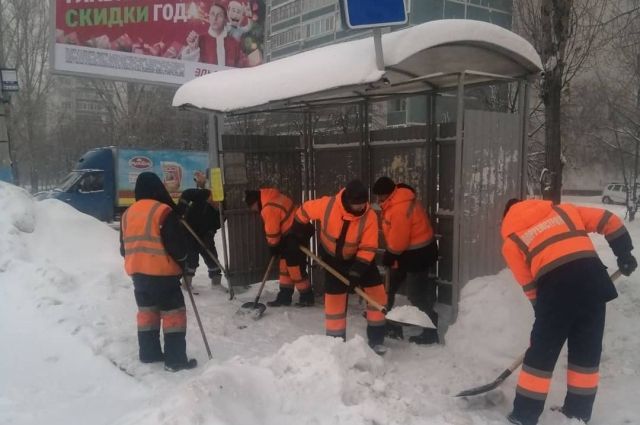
[373,177,439,345]
[293,180,387,354]
[176,171,223,287]
[119,172,198,372]
[501,198,636,425]
[245,188,315,307]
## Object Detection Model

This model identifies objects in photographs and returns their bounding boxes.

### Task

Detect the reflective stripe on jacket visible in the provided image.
[260,188,295,247]
[122,199,182,276]
[295,189,378,264]
[380,186,434,255]
[501,199,626,301]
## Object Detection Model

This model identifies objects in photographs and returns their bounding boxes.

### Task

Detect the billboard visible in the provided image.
[116,148,208,206]
[53,0,265,85]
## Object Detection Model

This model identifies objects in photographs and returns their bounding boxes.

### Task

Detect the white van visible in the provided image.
[602,183,640,204]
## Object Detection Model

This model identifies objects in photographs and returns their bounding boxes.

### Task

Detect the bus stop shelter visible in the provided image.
[172,19,542,332]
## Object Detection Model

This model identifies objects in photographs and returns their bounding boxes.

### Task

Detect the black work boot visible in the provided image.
[507,412,537,425]
[556,405,591,423]
[385,322,404,340]
[296,290,315,307]
[408,328,439,345]
[209,267,222,286]
[267,288,293,307]
[164,358,198,372]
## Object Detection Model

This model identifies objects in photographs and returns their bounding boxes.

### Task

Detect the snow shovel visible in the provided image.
[299,245,433,328]
[236,256,276,319]
[455,269,622,397]
[183,276,213,360]
[179,219,235,300]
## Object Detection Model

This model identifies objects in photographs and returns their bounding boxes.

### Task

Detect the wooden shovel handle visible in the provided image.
[254,256,276,306]
[298,245,387,313]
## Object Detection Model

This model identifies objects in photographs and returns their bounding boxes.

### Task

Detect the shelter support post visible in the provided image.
[451,73,466,325]
[519,80,530,198]
[208,113,231,283]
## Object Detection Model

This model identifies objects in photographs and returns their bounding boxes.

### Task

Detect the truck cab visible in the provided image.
[36,147,116,221]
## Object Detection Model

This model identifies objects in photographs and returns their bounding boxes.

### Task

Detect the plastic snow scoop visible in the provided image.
[236,256,276,319]
[183,276,213,360]
[179,219,235,300]
[455,269,622,397]
[299,245,432,328]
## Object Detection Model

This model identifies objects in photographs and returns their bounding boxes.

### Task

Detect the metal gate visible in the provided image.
[221,134,304,286]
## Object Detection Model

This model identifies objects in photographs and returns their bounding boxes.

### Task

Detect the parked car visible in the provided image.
[602,182,640,205]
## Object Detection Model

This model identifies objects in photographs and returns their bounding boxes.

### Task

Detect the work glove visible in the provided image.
[347,262,368,289]
[291,220,315,242]
[382,250,397,267]
[617,253,637,276]
[269,243,282,257]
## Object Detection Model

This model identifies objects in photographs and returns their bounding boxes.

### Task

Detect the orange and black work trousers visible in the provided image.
[133,275,189,367]
[512,259,615,425]
[277,233,312,298]
[323,258,387,346]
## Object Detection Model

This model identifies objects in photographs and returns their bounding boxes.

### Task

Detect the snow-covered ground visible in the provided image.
[1,184,638,425]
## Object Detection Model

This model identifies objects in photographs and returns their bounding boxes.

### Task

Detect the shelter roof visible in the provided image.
[172,19,542,114]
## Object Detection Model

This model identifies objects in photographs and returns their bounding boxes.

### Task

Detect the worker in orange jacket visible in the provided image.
[293,180,387,353]
[373,177,439,344]
[120,172,198,372]
[245,188,315,307]
[501,198,636,425]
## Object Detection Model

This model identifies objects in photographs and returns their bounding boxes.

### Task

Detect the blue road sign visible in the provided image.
[341,0,407,29]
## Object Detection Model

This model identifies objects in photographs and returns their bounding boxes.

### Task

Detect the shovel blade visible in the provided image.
[455,380,502,397]
[237,302,267,320]
[385,305,436,328]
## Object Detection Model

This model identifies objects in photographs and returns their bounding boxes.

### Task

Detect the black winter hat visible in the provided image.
[134,172,176,208]
[372,177,396,195]
[503,198,521,218]
[343,179,369,204]
[244,190,261,207]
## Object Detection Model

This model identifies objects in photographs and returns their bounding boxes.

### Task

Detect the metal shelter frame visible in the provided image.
[173,19,542,329]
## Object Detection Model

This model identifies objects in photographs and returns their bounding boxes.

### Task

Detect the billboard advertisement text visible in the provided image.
[53,0,265,85]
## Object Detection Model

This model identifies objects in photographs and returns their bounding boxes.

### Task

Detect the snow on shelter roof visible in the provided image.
[172,19,542,114]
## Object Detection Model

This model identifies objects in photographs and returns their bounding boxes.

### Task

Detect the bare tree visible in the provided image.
[515,0,612,202]
[587,3,640,219]
[1,0,52,191]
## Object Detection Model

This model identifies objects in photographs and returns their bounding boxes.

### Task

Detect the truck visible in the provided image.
[35,147,208,222]
[0,141,13,184]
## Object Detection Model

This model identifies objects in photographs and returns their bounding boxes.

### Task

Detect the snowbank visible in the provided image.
[1,186,639,425]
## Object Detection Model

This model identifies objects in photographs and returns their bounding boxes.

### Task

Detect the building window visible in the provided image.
[389,98,407,113]
[444,0,465,19]
[271,26,301,49]
[304,15,335,39]
[271,0,302,23]
[302,0,335,13]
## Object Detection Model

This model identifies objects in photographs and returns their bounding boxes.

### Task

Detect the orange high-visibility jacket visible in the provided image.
[122,199,182,276]
[295,189,378,264]
[260,188,295,247]
[501,199,626,302]
[380,186,434,255]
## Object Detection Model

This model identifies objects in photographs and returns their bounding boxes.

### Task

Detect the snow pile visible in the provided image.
[1,188,639,425]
